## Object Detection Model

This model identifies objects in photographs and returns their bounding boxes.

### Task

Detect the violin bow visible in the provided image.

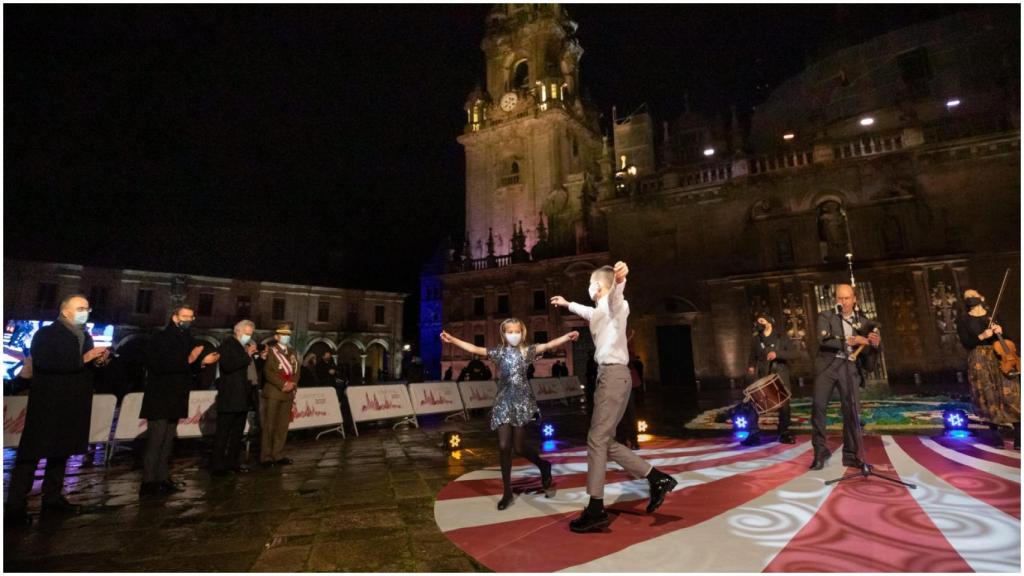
[987,268,1011,329]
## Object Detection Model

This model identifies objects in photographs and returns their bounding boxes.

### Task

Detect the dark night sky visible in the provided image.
[5,3,973,301]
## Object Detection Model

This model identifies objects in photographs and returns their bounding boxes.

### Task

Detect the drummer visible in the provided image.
[744,315,798,446]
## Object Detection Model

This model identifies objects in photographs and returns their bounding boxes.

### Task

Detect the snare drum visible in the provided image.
[743,373,791,415]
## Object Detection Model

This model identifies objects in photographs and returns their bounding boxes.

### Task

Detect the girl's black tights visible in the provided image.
[497,424,547,497]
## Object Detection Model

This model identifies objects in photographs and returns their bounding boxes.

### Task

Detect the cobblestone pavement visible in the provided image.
[6,392,693,573]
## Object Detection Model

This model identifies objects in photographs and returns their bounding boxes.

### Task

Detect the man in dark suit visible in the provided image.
[211,320,258,476]
[4,295,109,527]
[743,315,800,446]
[810,284,881,470]
[140,305,219,496]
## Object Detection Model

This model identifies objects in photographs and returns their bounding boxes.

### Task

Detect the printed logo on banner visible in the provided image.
[348,384,414,422]
[459,380,498,409]
[410,382,464,416]
[531,378,564,401]
[288,388,343,430]
[3,397,29,447]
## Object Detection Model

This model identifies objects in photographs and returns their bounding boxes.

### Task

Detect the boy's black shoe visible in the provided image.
[646,469,678,513]
[569,508,610,533]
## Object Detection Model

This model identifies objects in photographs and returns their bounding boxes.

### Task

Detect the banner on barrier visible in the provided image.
[114,390,220,440]
[531,377,564,401]
[409,381,464,416]
[3,396,28,447]
[559,376,584,398]
[458,380,497,409]
[4,394,118,448]
[289,387,343,429]
[347,384,414,422]
[89,394,117,443]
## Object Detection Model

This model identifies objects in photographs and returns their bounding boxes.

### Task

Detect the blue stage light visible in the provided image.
[942,409,970,435]
[542,423,555,438]
[734,416,748,430]
[542,440,557,452]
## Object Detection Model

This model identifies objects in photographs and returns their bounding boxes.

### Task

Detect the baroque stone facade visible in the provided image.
[422,5,1020,394]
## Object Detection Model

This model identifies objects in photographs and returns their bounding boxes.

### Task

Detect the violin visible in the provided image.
[986,268,1020,379]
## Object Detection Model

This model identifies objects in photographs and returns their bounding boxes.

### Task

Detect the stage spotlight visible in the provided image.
[733,415,748,431]
[542,423,555,438]
[637,419,649,433]
[443,431,462,452]
[942,409,969,436]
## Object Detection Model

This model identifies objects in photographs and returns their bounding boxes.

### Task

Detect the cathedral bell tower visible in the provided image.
[459,4,604,260]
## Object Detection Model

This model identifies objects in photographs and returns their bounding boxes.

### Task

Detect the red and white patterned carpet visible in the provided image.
[434,435,1020,572]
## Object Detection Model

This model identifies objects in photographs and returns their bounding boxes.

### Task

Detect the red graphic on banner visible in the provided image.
[536,381,559,395]
[420,389,453,406]
[469,387,493,402]
[291,401,328,421]
[178,405,208,426]
[361,392,401,412]
[4,405,27,434]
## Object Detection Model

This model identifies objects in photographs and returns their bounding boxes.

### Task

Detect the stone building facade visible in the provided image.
[4,259,407,385]
[424,5,1020,396]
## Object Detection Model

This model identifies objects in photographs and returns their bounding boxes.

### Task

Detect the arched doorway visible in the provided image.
[336,339,365,385]
[365,340,390,383]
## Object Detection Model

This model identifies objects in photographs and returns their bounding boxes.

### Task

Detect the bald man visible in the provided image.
[810,284,881,470]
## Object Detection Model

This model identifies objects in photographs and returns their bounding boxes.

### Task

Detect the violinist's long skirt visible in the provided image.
[967,346,1020,425]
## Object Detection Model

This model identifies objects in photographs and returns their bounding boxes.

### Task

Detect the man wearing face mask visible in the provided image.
[140,305,219,496]
[261,324,300,467]
[210,320,258,475]
[4,295,109,527]
[743,315,799,446]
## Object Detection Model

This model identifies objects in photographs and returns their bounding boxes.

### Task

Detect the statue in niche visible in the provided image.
[817,201,846,263]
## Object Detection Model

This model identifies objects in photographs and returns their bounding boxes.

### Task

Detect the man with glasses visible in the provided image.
[4,295,109,527]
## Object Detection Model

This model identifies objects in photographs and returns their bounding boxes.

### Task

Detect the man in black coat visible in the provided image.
[140,305,219,496]
[211,320,257,476]
[5,295,109,527]
[743,315,801,446]
[810,284,881,470]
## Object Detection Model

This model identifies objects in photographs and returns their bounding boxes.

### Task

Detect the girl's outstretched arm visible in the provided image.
[440,330,487,357]
[535,330,580,355]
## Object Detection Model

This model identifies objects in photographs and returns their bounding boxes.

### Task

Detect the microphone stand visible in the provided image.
[826,207,916,489]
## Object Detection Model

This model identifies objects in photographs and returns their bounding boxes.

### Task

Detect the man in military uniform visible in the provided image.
[261,324,300,467]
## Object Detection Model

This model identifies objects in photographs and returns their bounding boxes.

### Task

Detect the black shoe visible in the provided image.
[139,482,163,496]
[779,432,795,444]
[497,493,514,510]
[41,496,81,515]
[160,480,183,493]
[647,471,678,513]
[569,508,610,533]
[231,465,250,474]
[842,458,869,469]
[276,457,293,466]
[809,451,831,470]
[741,432,761,447]
[4,508,33,527]
[539,460,553,491]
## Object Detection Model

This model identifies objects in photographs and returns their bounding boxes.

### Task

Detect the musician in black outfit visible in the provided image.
[810,284,881,470]
[743,315,798,446]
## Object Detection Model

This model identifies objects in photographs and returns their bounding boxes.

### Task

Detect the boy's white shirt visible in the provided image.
[568,279,630,365]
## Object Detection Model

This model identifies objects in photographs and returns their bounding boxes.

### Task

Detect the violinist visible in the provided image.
[810,284,881,470]
[956,289,1020,449]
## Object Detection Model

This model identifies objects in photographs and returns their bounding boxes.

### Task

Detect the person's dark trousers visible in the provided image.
[143,419,178,483]
[6,453,70,511]
[211,411,247,472]
[615,388,639,448]
[811,358,864,463]
[777,400,791,435]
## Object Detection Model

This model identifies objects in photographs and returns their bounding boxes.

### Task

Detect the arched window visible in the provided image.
[510,161,519,174]
[512,59,530,89]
